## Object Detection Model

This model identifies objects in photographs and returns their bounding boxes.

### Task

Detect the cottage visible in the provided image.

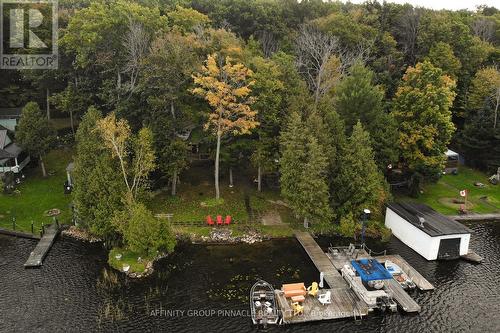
[385,202,472,260]
[0,125,30,174]
[0,107,22,132]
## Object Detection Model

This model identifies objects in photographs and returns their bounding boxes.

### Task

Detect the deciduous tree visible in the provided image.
[192,54,258,199]
[392,61,456,176]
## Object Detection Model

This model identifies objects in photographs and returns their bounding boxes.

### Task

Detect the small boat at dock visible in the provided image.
[385,260,416,290]
[250,280,281,327]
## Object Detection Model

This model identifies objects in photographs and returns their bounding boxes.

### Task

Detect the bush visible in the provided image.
[113,202,176,256]
[338,212,360,238]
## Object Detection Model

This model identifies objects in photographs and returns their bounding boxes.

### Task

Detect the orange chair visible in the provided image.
[216,215,223,225]
[225,215,231,225]
[206,215,214,226]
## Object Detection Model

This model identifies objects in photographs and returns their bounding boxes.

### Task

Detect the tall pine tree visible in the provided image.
[73,107,125,237]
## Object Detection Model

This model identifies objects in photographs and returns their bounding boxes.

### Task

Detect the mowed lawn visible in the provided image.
[399,166,500,215]
[0,148,74,233]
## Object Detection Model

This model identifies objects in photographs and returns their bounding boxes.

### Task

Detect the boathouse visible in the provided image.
[385,203,472,260]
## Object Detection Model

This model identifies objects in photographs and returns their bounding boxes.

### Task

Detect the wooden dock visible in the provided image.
[384,279,420,312]
[448,213,500,222]
[0,227,40,240]
[294,231,346,288]
[276,288,369,324]
[24,224,59,268]
[461,250,483,263]
[375,254,435,290]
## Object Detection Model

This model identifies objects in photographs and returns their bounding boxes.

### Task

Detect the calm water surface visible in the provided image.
[1,222,499,332]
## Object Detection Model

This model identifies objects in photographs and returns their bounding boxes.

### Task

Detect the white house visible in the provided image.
[0,125,30,174]
[385,203,472,260]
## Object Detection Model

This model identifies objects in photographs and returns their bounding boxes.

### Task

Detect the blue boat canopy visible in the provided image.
[351,259,393,281]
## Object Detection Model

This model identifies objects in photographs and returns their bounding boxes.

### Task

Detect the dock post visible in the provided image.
[31,221,34,234]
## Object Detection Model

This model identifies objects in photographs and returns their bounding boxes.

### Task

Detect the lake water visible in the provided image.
[1,222,499,332]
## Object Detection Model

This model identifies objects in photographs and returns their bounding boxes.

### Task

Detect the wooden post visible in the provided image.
[31,221,34,234]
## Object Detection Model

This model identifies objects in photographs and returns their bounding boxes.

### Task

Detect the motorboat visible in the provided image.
[250,280,281,326]
[385,260,416,290]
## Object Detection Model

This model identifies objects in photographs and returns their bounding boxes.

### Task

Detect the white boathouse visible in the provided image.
[385,203,472,260]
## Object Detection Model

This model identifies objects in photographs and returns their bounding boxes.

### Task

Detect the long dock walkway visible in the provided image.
[24,224,59,268]
[294,231,345,288]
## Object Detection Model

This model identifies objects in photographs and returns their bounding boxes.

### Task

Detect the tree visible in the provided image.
[16,102,56,177]
[113,202,176,256]
[249,56,286,191]
[392,61,456,177]
[333,62,399,169]
[280,112,332,228]
[192,54,258,200]
[426,42,461,79]
[97,113,156,201]
[73,107,125,237]
[332,122,387,217]
[467,67,500,129]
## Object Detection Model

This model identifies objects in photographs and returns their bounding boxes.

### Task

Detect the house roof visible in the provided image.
[0,107,22,119]
[0,129,7,150]
[0,142,22,159]
[387,202,472,237]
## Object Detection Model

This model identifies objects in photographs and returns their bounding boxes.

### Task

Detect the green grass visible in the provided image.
[0,148,74,233]
[108,247,149,274]
[397,166,500,215]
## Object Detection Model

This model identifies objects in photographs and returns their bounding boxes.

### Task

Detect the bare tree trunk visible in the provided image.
[257,165,262,192]
[170,100,176,119]
[69,108,75,134]
[494,88,499,129]
[215,132,221,200]
[229,167,233,187]
[40,154,47,177]
[46,88,50,121]
[171,168,177,196]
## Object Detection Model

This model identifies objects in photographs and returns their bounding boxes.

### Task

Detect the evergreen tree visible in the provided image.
[332,122,387,217]
[73,107,125,237]
[280,112,332,228]
[333,63,399,170]
[16,102,56,177]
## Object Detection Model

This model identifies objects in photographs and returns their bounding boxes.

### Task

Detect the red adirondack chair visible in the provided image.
[216,215,223,225]
[206,215,214,226]
[225,215,231,225]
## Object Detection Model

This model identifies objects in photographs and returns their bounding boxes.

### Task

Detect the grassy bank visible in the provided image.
[0,148,73,233]
[397,166,500,215]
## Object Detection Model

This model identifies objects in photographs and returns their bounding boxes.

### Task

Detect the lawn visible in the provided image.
[0,148,74,233]
[397,166,500,215]
[146,164,300,237]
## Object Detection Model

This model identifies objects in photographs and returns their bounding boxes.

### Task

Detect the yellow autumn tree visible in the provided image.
[192,54,258,199]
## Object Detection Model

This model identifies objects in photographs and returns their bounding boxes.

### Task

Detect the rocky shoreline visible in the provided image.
[61,226,102,243]
[192,228,267,244]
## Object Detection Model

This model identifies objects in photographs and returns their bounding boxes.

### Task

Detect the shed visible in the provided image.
[444,149,459,173]
[385,203,472,260]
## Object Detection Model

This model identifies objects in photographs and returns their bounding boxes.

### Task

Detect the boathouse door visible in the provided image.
[438,238,461,259]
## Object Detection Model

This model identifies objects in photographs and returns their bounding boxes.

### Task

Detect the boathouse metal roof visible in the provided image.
[387,202,472,237]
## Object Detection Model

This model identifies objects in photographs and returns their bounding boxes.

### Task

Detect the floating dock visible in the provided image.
[290,232,431,324]
[375,254,434,290]
[24,224,59,268]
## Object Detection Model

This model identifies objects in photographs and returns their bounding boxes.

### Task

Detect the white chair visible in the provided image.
[264,301,271,307]
[255,301,262,307]
[318,291,331,305]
